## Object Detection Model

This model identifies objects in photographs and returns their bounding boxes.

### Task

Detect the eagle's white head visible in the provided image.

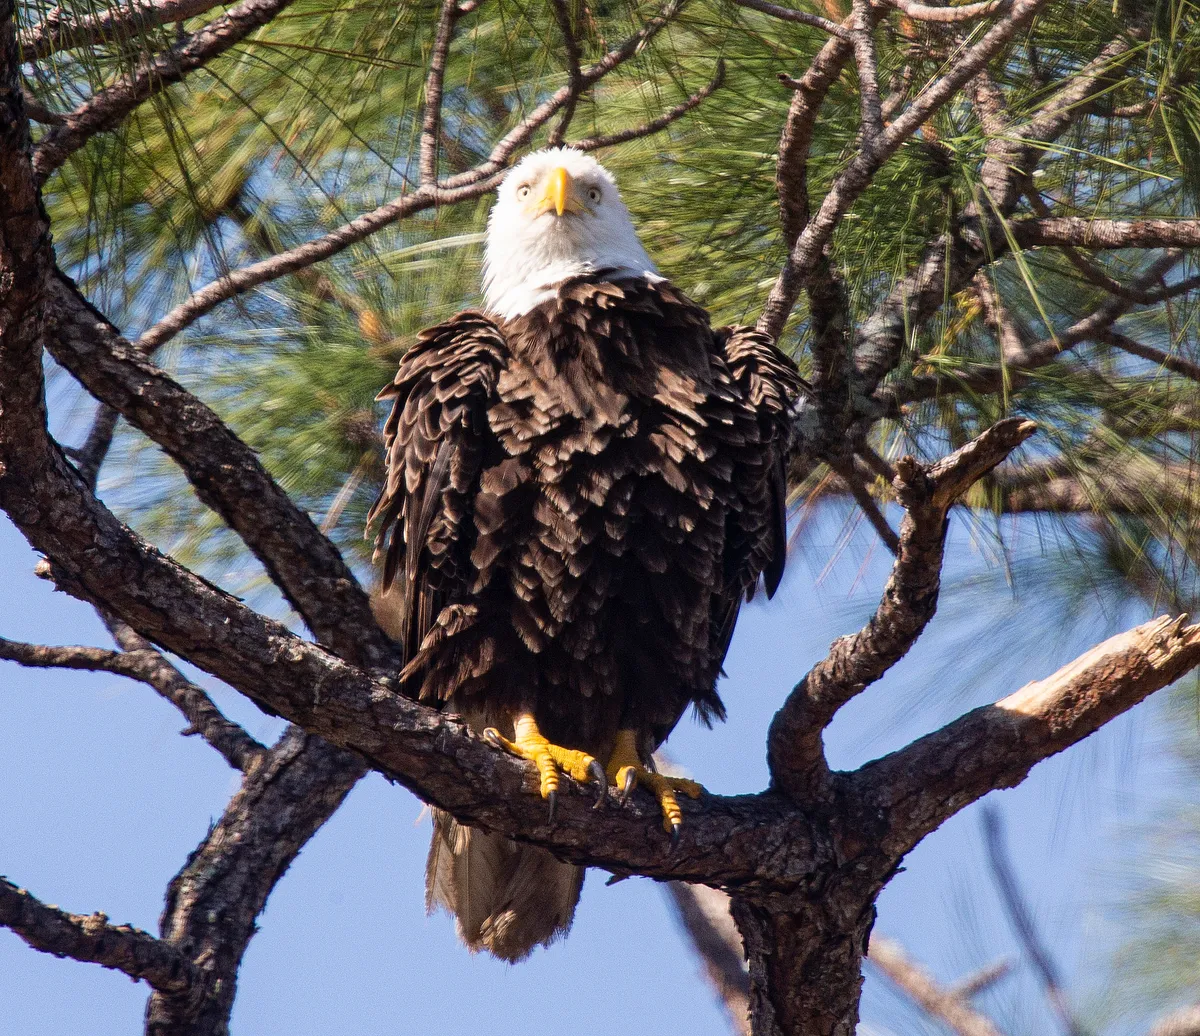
[482,147,661,320]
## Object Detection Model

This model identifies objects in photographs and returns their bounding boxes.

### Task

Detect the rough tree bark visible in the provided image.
[3,2,1199,1035]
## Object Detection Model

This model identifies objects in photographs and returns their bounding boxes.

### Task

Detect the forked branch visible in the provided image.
[768,419,1038,800]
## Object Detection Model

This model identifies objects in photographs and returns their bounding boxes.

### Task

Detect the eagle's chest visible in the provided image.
[469,341,730,645]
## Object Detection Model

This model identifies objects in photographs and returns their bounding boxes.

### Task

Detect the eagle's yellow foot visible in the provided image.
[483,713,607,822]
[606,730,703,843]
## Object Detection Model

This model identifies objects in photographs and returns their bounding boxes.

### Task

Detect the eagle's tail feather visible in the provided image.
[426,809,584,963]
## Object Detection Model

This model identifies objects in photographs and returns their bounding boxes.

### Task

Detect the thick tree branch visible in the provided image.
[133,0,688,352]
[45,273,397,670]
[0,877,198,993]
[1011,218,1200,251]
[31,0,299,186]
[868,934,1006,1036]
[855,614,1200,861]
[769,419,1037,800]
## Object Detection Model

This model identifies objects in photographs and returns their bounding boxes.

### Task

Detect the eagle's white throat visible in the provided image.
[482,147,662,321]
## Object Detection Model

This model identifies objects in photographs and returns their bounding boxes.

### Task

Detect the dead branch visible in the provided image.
[31,0,299,186]
[768,419,1038,800]
[856,614,1200,859]
[133,0,690,353]
[20,0,224,60]
[0,877,198,993]
[868,934,1007,1036]
[729,0,850,38]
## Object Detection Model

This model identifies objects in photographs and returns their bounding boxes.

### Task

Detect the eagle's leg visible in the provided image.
[606,730,703,842]
[483,713,607,821]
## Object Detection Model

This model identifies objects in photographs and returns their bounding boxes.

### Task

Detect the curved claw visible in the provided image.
[618,766,636,806]
[546,788,557,824]
[482,727,503,749]
[669,820,682,848]
[588,759,608,808]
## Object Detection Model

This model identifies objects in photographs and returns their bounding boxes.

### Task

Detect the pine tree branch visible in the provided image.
[759,0,1052,339]
[133,0,689,353]
[30,0,300,186]
[728,0,850,38]
[547,0,584,147]
[768,419,1038,801]
[0,877,199,993]
[881,0,1005,22]
[667,883,752,1036]
[418,0,469,186]
[1011,218,1200,251]
[1096,330,1200,383]
[20,0,225,60]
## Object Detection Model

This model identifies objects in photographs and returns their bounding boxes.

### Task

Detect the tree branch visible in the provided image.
[0,877,198,993]
[728,0,850,38]
[30,0,299,186]
[20,0,225,60]
[1011,218,1200,251]
[856,614,1200,861]
[547,0,584,147]
[418,0,467,186]
[133,0,688,352]
[881,0,1005,22]
[868,934,1007,1036]
[0,627,267,770]
[1097,330,1200,383]
[768,419,1038,800]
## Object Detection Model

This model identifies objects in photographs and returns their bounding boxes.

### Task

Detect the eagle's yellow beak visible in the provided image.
[539,166,584,217]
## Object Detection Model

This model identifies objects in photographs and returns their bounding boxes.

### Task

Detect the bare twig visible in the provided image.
[0,877,198,993]
[768,419,1038,799]
[31,0,300,186]
[982,807,1088,1036]
[134,0,688,352]
[419,0,466,186]
[547,0,584,147]
[869,934,1007,1036]
[0,630,268,770]
[1097,330,1200,384]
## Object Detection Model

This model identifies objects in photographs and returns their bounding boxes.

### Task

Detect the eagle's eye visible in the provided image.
[516,184,532,200]
[587,186,602,203]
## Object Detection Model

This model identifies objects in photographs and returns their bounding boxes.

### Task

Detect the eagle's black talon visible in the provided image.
[588,760,608,808]
[546,788,557,824]
[482,728,503,750]
[669,821,682,848]
[618,768,635,806]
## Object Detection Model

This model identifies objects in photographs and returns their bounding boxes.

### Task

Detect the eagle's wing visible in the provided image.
[711,325,805,667]
[368,312,507,672]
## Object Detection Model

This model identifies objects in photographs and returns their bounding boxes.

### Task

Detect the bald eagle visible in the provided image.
[369,147,801,962]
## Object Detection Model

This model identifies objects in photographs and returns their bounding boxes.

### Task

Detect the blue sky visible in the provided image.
[0,503,1189,1035]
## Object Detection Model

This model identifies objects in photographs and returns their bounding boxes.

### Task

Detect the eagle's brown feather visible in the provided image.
[370,275,800,960]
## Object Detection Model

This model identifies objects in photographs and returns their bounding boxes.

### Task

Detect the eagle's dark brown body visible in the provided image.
[371,275,800,960]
